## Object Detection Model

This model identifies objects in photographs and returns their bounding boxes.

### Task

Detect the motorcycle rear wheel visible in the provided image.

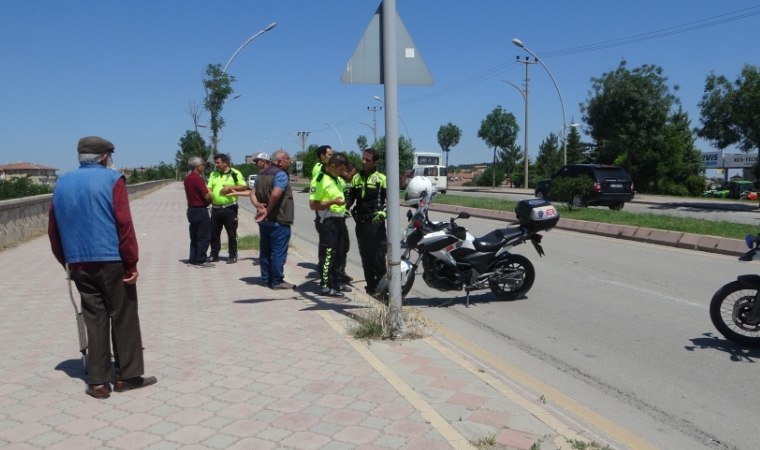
[709,280,760,347]
[489,254,535,301]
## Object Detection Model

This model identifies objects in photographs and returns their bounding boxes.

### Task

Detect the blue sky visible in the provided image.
[1,1,758,175]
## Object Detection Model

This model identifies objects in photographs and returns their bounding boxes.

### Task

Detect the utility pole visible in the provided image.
[361,106,382,143]
[297,131,309,154]
[506,56,537,189]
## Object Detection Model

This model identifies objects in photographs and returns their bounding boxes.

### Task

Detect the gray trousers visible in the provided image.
[71,262,145,385]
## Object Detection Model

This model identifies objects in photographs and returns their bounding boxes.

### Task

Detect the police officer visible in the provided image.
[312,145,333,276]
[207,154,247,264]
[347,148,387,295]
[312,145,333,179]
[309,153,349,297]
[339,163,358,284]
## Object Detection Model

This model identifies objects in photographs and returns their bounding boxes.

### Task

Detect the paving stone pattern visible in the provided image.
[0,183,616,449]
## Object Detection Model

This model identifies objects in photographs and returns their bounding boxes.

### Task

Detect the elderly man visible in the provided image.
[48,136,156,399]
[183,157,213,268]
[251,150,295,290]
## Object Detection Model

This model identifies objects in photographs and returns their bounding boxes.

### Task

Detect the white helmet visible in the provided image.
[404,176,434,207]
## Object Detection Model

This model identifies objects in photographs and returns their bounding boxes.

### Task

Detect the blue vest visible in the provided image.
[53,163,124,263]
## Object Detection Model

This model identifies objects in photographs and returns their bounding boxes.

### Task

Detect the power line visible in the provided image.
[399,5,760,106]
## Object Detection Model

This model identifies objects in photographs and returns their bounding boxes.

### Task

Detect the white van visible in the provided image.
[406,166,447,194]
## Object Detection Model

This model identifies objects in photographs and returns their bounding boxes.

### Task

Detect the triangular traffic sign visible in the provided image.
[340,4,433,85]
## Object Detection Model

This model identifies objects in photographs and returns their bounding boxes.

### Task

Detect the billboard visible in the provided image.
[723,153,758,168]
[702,151,722,167]
[701,151,759,168]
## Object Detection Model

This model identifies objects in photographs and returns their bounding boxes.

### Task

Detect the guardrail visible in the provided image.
[0,179,175,251]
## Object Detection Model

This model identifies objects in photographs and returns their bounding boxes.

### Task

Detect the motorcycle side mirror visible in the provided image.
[406,210,413,222]
[458,212,470,219]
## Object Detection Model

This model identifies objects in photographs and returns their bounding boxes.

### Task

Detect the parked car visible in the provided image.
[534,164,635,210]
[247,175,257,190]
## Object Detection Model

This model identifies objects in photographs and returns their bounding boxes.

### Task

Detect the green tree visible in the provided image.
[534,133,562,180]
[175,130,212,177]
[357,135,368,151]
[437,122,462,168]
[581,60,681,191]
[477,106,520,188]
[498,143,522,180]
[233,163,259,180]
[475,167,504,187]
[565,125,588,164]
[373,135,416,173]
[697,64,760,154]
[0,177,52,200]
[296,144,320,179]
[202,63,236,152]
[346,151,362,170]
[511,153,537,188]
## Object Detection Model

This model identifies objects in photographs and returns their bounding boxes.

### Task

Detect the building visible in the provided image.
[0,162,58,186]
[245,155,253,164]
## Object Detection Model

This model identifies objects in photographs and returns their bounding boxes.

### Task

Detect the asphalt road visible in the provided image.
[444,187,760,226]
[241,192,760,450]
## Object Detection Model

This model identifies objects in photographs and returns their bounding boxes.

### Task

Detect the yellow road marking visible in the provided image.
[411,311,657,450]
[288,240,656,450]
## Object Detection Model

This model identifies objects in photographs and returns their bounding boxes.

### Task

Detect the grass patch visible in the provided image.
[471,432,497,449]
[223,234,260,251]
[348,304,425,341]
[566,439,612,450]
[432,194,758,240]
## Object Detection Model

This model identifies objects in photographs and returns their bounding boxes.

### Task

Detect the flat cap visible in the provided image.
[78,136,115,154]
[252,152,270,162]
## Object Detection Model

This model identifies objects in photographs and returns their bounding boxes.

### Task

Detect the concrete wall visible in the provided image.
[0,179,175,251]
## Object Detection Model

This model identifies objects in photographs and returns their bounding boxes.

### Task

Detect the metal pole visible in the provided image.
[514,42,567,165]
[222,23,277,73]
[382,0,402,328]
[523,61,530,189]
[325,122,344,151]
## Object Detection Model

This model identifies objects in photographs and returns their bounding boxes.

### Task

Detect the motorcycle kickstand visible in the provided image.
[465,287,471,307]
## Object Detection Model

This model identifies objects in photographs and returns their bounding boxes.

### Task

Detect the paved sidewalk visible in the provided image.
[0,183,623,450]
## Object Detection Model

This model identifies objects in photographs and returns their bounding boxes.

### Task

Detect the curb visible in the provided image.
[445,187,760,212]
[427,203,747,257]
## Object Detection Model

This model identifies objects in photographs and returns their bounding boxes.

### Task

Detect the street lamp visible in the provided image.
[208,23,276,152]
[512,38,568,165]
[223,23,277,73]
[325,122,344,151]
[373,96,410,140]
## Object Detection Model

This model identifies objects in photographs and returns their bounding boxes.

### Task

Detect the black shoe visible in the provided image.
[114,376,157,392]
[339,284,352,293]
[340,274,354,283]
[208,256,219,262]
[321,287,345,298]
[194,262,216,269]
[226,256,237,264]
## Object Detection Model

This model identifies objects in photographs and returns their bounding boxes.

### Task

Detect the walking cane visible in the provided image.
[66,264,88,372]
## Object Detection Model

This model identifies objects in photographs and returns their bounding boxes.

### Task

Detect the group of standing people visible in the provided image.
[48,135,385,399]
[183,150,295,291]
[309,145,388,298]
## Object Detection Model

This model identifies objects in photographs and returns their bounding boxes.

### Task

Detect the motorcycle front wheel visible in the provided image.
[709,280,760,347]
[489,254,535,301]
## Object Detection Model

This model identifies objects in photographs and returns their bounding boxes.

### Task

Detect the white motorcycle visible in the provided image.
[378,177,559,306]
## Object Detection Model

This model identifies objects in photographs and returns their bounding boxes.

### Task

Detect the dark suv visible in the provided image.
[534,164,635,210]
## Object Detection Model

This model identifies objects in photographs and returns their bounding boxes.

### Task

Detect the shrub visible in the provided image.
[685,174,707,197]
[549,175,593,210]
[0,176,52,200]
[475,167,504,187]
